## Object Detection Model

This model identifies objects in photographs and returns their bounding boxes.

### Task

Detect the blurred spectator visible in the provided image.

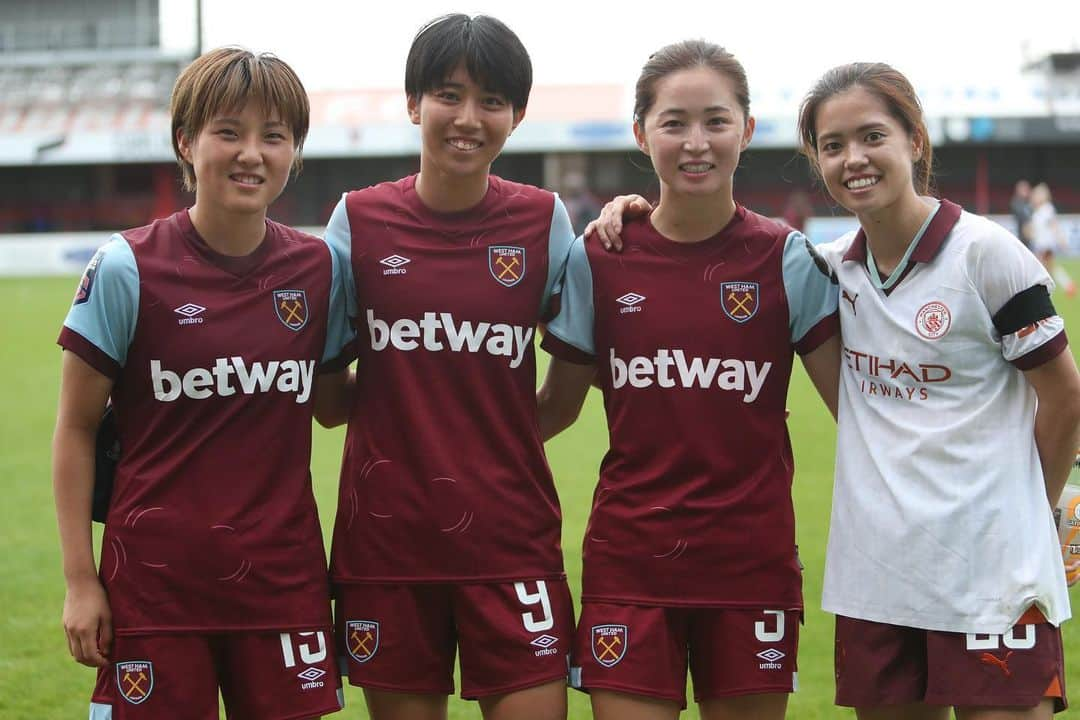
[782,188,813,232]
[1010,179,1033,248]
[560,171,601,236]
[1030,182,1076,297]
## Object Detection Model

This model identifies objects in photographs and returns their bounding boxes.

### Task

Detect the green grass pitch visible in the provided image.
[3,268,1080,719]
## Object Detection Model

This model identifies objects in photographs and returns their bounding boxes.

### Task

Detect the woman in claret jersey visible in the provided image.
[54,48,350,720]
[535,40,841,720]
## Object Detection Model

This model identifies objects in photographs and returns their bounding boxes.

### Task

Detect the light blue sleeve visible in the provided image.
[323,194,358,320]
[782,230,839,344]
[62,235,139,366]
[544,236,596,356]
[540,194,576,314]
[321,234,356,364]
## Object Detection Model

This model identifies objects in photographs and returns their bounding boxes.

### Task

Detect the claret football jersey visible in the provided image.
[818,199,1071,633]
[324,175,575,583]
[542,208,839,607]
[59,210,353,633]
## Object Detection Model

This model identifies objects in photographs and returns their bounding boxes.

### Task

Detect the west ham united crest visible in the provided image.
[273,289,308,331]
[721,281,759,323]
[116,660,154,705]
[345,620,379,663]
[591,624,627,668]
[489,245,525,287]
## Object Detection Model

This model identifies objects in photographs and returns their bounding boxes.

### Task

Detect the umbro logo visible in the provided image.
[616,292,645,314]
[174,303,205,326]
[296,667,325,681]
[530,633,560,658]
[757,647,785,670]
[529,635,558,649]
[296,665,326,691]
[380,255,410,276]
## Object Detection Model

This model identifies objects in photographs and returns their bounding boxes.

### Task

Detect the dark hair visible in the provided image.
[171,47,309,191]
[405,14,532,110]
[797,62,934,195]
[633,40,750,127]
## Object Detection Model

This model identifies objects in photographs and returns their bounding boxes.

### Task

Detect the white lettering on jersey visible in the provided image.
[366,309,533,369]
[609,348,771,402]
[150,358,315,404]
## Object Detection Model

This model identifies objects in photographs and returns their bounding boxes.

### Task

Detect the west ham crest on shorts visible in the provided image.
[591,624,627,668]
[273,289,309,331]
[915,301,951,339]
[73,248,105,305]
[116,660,154,705]
[345,620,379,663]
[721,281,759,323]
[489,246,525,287]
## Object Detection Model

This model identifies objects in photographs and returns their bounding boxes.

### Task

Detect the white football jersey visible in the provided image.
[818,200,1071,634]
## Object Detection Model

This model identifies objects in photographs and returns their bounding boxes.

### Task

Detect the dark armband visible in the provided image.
[992,284,1055,335]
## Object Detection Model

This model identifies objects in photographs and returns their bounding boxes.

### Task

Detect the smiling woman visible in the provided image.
[316,14,578,720]
[535,39,841,720]
[799,63,1080,720]
[52,47,353,720]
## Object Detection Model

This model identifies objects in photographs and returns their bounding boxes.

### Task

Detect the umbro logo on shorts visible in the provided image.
[756,648,785,670]
[530,634,560,658]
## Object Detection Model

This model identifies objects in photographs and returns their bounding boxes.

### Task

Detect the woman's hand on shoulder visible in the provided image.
[584,194,653,252]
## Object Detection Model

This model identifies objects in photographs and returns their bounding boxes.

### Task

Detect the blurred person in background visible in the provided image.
[781,188,813,232]
[1030,182,1076,298]
[1011,179,1034,249]
[561,170,602,236]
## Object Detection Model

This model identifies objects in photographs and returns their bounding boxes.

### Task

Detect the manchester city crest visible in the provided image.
[116,660,154,705]
[345,620,379,663]
[273,289,309,331]
[489,246,525,287]
[721,281,759,323]
[591,624,628,668]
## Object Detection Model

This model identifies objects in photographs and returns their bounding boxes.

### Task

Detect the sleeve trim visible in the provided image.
[58,327,121,379]
[540,330,595,365]
[793,312,840,356]
[1012,330,1068,371]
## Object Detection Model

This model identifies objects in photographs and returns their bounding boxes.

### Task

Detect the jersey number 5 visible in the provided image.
[755,610,787,642]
